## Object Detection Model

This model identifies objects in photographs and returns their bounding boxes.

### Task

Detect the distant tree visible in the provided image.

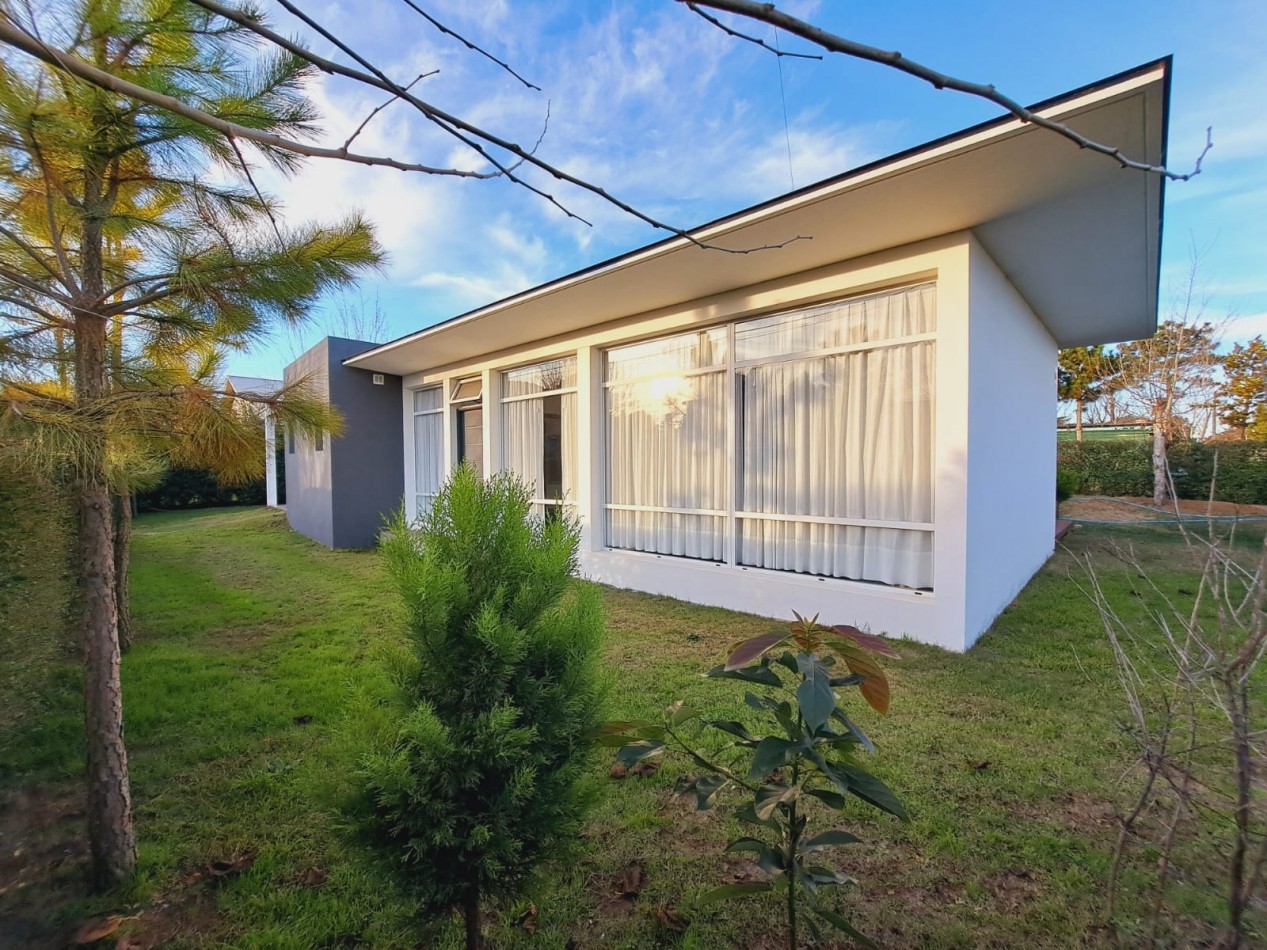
[368,467,607,949]
[1216,337,1267,441]
[0,0,380,888]
[1058,345,1118,441]
[1115,318,1219,505]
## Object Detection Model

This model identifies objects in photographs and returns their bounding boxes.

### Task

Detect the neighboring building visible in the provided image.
[224,375,283,507]
[281,337,404,548]
[295,60,1167,651]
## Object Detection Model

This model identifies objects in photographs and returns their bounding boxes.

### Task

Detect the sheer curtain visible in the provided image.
[502,358,577,516]
[412,387,443,516]
[737,283,935,588]
[606,371,728,560]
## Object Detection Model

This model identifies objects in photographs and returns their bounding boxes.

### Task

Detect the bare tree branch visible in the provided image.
[396,0,541,91]
[686,0,1212,181]
[342,70,436,152]
[684,3,822,60]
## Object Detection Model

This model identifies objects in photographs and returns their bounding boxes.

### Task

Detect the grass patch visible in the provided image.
[1,507,1262,947]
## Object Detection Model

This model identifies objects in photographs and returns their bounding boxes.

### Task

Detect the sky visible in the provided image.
[229,0,1267,378]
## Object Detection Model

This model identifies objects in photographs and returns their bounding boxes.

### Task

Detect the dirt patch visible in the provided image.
[0,785,90,948]
[1003,790,1118,838]
[1061,495,1267,523]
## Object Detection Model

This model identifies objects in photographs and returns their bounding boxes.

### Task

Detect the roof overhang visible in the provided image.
[348,59,1169,375]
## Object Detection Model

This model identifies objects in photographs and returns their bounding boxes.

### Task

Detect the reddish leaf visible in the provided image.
[515,903,537,934]
[827,640,891,715]
[299,866,329,888]
[830,624,900,659]
[609,763,628,780]
[630,761,660,778]
[724,631,789,671]
[74,916,125,944]
[618,860,645,898]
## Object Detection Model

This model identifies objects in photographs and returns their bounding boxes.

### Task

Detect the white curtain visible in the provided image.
[413,407,443,516]
[738,340,935,588]
[504,391,578,516]
[606,371,728,560]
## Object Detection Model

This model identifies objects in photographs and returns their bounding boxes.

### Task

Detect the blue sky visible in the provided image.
[232,0,1267,377]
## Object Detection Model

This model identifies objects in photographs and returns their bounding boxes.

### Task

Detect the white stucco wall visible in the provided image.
[963,236,1058,646]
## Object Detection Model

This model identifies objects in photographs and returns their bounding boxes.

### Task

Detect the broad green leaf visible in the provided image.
[829,624,901,659]
[707,719,757,743]
[805,787,847,810]
[725,631,790,670]
[705,663,783,688]
[811,906,877,948]
[747,736,800,782]
[754,781,800,820]
[616,739,665,766]
[795,652,836,733]
[670,703,701,727]
[806,748,850,796]
[736,801,780,829]
[694,773,728,810]
[773,650,800,674]
[804,864,852,886]
[830,708,875,754]
[838,763,908,821]
[800,829,863,852]
[697,881,772,905]
[725,836,785,875]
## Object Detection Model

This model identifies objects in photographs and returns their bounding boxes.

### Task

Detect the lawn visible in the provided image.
[1,506,1262,948]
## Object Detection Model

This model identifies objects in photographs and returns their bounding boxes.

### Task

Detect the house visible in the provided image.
[224,375,284,508]
[281,337,404,549]
[287,59,1169,651]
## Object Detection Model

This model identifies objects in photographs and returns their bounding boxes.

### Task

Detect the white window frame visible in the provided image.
[411,385,444,515]
[500,355,579,512]
[601,281,937,585]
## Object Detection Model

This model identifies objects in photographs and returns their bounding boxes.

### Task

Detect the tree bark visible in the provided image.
[1076,400,1084,442]
[1152,423,1169,507]
[76,309,137,889]
[463,891,483,950]
[113,492,133,651]
[76,150,137,889]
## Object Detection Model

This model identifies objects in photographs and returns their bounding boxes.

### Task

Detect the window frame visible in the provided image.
[499,355,579,512]
[410,385,444,516]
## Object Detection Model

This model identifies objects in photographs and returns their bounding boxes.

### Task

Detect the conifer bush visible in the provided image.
[364,465,607,948]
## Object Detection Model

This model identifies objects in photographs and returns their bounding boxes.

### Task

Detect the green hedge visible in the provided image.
[1057,439,1267,504]
[137,467,266,511]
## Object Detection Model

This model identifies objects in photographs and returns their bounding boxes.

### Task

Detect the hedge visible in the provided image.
[1058,439,1267,505]
[137,467,266,511]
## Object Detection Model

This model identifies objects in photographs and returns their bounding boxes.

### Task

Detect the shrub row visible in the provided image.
[137,467,266,511]
[1058,439,1267,505]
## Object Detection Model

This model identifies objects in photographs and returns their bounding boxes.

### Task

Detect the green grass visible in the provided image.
[2,506,1262,948]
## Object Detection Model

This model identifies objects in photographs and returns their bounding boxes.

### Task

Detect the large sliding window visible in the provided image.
[412,387,443,515]
[604,282,936,590]
[502,357,577,516]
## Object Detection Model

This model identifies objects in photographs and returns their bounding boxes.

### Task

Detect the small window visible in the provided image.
[451,376,482,403]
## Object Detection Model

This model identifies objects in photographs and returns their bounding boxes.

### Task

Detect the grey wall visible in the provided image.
[326,337,404,548]
[283,339,335,547]
[282,337,404,550]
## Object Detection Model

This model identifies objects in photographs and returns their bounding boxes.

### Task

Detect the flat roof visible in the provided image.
[348,58,1169,376]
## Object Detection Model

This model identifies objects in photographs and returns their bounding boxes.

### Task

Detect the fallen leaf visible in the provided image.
[207,851,256,879]
[73,915,124,944]
[299,866,329,888]
[657,906,689,932]
[609,763,628,780]
[515,903,537,934]
[292,714,314,725]
[629,761,659,778]
[968,760,991,770]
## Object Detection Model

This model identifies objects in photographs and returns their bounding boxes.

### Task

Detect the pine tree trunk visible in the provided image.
[1152,424,1168,507]
[76,154,137,890]
[76,310,137,890]
[113,492,133,652]
[463,891,483,950]
[1076,401,1084,442]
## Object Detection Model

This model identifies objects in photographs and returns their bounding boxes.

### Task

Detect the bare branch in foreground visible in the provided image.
[396,0,541,91]
[686,0,1212,181]
[684,2,822,60]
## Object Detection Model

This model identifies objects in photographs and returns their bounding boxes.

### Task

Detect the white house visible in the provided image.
[224,375,284,509]
[324,60,1169,652]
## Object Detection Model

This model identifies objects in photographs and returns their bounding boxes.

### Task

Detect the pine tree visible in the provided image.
[1058,345,1118,440]
[0,0,381,887]
[368,466,607,949]
[1216,337,1267,440]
